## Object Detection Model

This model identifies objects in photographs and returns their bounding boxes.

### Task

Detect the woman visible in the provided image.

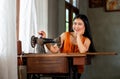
[38,14,95,79]
[39,14,91,53]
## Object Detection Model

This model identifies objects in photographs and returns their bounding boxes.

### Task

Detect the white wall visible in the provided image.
[47,0,65,38]
[58,0,66,35]
[48,0,66,37]
[48,0,58,38]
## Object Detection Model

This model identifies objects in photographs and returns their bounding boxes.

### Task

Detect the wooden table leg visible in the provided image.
[68,57,73,79]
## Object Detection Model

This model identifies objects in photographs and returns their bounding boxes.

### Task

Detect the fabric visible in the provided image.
[19,0,48,53]
[60,32,86,73]
[60,32,86,53]
[19,0,38,53]
[0,0,17,79]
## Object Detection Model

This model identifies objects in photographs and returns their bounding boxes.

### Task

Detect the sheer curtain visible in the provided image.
[19,0,38,53]
[0,0,17,79]
[19,0,48,53]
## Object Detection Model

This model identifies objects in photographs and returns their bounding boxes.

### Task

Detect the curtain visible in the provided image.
[0,0,17,79]
[19,0,48,53]
[19,0,38,53]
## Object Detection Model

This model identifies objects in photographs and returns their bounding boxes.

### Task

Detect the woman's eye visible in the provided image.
[78,23,83,25]
[73,22,77,25]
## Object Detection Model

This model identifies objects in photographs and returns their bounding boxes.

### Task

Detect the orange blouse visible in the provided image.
[60,32,86,73]
[60,32,85,53]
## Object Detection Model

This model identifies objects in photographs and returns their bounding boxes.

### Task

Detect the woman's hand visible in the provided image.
[75,29,84,38]
[38,31,46,38]
[52,44,60,53]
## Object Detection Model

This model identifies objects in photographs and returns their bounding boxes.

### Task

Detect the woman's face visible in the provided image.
[72,18,85,35]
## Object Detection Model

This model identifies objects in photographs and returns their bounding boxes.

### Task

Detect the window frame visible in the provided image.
[16,0,20,40]
[65,0,79,32]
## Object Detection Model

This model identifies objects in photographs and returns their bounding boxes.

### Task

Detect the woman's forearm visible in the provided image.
[46,43,59,53]
[77,36,88,53]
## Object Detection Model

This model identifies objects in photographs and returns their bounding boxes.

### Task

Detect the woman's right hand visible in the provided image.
[38,31,46,38]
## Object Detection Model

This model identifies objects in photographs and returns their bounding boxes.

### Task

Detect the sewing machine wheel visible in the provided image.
[31,35,37,48]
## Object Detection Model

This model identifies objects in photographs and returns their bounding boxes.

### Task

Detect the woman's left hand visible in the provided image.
[76,29,83,37]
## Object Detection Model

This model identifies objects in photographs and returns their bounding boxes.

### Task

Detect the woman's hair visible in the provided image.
[72,14,96,52]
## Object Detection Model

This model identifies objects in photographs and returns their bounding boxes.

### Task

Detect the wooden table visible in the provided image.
[18,52,116,79]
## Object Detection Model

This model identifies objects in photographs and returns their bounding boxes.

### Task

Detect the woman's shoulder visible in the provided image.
[84,36,91,44]
[60,32,69,36]
[60,32,70,40]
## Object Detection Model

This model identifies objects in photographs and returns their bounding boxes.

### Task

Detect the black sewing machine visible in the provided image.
[31,35,61,53]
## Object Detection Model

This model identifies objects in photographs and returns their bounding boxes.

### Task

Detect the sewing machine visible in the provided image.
[31,35,61,53]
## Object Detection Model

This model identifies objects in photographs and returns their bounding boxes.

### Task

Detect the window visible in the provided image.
[65,0,79,32]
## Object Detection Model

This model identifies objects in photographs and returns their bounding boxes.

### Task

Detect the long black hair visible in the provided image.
[72,14,96,52]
